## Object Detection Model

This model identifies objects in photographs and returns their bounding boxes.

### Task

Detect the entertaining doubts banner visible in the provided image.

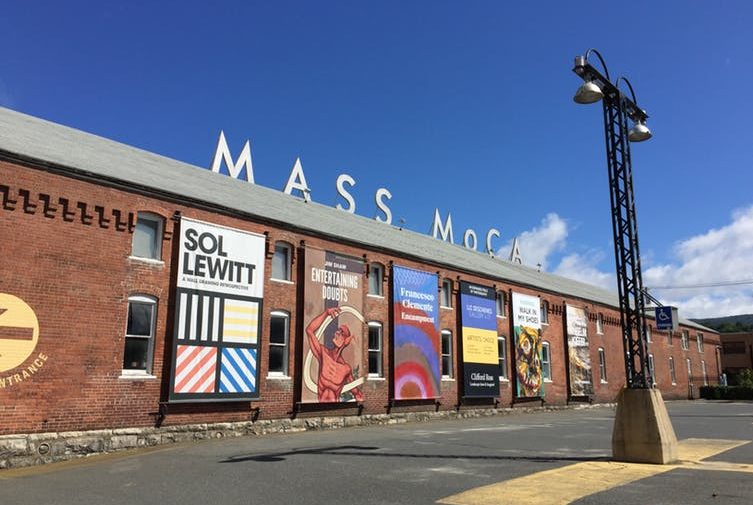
[565,305,593,396]
[392,265,441,400]
[302,248,365,404]
[459,282,499,398]
[169,217,265,402]
[512,292,544,398]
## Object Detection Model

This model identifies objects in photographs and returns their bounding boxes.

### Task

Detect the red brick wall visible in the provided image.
[0,159,720,435]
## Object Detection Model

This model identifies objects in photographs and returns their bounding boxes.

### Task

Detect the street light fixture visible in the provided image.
[572,49,677,464]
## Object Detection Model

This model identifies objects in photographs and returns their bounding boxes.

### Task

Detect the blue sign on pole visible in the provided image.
[655,306,678,331]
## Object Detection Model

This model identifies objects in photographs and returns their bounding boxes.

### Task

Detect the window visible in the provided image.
[271,242,292,281]
[669,357,676,385]
[441,279,453,308]
[686,358,693,383]
[496,291,507,318]
[697,333,704,352]
[667,330,673,346]
[268,311,289,375]
[596,313,604,334]
[598,347,607,382]
[123,295,157,374]
[646,325,652,343]
[648,354,656,386]
[681,330,689,350]
[540,300,549,325]
[368,322,383,377]
[701,360,708,386]
[132,212,163,260]
[541,342,551,380]
[368,263,384,296]
[441,330,453,378]
[498,335,508,380]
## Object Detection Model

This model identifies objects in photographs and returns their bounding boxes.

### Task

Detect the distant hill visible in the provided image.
[692,314,753,333]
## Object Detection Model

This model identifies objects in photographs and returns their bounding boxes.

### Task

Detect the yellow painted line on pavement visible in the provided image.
[438,438,750,505]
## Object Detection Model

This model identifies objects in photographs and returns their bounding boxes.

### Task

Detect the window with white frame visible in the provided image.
[268,311,289,375]
[271,242,293,281]
[681,330,689,350]
[496,291,507,318]
[697,333,704,352]
[368,322,383,377]
[441,329,453,377]
[368,264,384,296]
[123,295,157,374]
[132,212,163,260]
[646,325,652,343]
[648,353,656,386]
[540,300,549,325]
[686,358,693,383]
[596,313,604,334]
[667,330,673,346]
[441,279,453,308]
[701,360,708,386]
[598,347,607,382]
[669,357,676,384]
[498,335,508,380]
[541,341,551,380]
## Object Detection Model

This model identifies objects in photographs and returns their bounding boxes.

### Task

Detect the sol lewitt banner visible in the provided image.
[512,292,544,398]
[169,217,265,402]
[566,305,593,396]
[459,282,499,397]
[302,248,365,404]
[392,265,441,400]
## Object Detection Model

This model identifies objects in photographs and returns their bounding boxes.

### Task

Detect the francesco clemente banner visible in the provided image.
[512,292,544,398]
[565,305,593,396]
[459,282,499,397]
[302,247,365,404]
[169,217,265,402]
[392,265,441,400]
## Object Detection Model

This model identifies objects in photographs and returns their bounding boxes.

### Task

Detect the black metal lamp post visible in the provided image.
[572,48,653,389]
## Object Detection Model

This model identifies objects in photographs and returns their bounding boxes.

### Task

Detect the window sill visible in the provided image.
[497,315,507,320]
[266,373,291,380]
[600,380,608,384]
[499,377,509,383]
[367,375,385,381]
[441,377,455,382]
[119,372,156,380]
[270,278,294,285]
[127,256,164,266]
[544,379,553,383]
[367,294,385,300]
[440,306,453,311]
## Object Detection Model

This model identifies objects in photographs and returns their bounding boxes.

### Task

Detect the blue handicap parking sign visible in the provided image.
[655,306,676,331]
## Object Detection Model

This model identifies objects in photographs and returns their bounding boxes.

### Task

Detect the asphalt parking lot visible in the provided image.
[2,400,751,505]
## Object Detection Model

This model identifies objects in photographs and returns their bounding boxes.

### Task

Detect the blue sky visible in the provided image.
[2,1,752,317]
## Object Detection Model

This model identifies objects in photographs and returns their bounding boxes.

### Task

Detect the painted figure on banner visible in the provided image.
[305,307,364,402]
[515,326,543,396]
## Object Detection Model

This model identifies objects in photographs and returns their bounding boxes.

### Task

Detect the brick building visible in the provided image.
[720,332,753,381]
[0,107,719,455]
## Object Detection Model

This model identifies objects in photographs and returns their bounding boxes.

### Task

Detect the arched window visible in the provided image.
[132,212,164,260]
[271,241,293,281]
[669,357,676,385]
[598,347,607,382]
[123,294,157,375]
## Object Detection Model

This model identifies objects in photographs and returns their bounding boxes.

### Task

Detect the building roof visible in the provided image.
[0,106,713,333]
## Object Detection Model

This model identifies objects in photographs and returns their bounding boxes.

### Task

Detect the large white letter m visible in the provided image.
[210,130,255,183]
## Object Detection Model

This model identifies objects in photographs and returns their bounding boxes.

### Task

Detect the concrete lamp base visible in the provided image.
[612,387,678,464]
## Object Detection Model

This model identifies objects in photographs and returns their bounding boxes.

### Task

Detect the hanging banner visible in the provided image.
[302,248,365,404]
[459,282,499,397]
[392,265,441,400]
[512,292,544,398]
[566,305,593,396]
[169,217,265,402]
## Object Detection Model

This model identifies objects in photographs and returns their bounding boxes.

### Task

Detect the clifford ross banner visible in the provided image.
[566,305,593,396]
[169,218,266,402]
[302,248,365,404]
[392,265,441,400]
[512,292,544,398]
[459,282,499,397]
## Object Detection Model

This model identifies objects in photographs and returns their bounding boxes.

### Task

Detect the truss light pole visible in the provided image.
[572,49,678,464]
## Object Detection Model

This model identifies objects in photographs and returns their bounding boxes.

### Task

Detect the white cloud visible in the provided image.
[553,251,616,292]
[499,213,568,270]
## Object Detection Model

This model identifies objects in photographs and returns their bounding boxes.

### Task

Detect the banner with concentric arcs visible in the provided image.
[392,265,441,400]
